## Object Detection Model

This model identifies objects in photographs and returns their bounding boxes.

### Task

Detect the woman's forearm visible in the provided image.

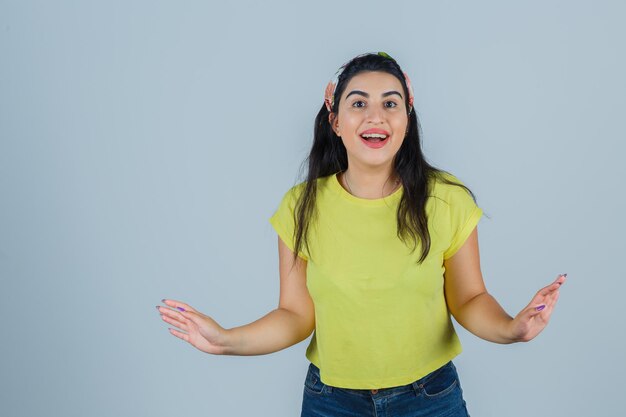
[451,292,518,344]
[222,308,315,356]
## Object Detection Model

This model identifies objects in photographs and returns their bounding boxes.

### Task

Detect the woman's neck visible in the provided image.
[339,166,401,199]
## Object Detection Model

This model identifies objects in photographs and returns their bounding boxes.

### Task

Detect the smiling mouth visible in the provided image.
[359,134,389,148]
[360,133,388,143]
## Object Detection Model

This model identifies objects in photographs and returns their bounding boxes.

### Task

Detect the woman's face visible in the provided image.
[329,71,409,171]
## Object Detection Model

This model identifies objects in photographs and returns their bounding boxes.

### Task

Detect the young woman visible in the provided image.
[156,52,566,416]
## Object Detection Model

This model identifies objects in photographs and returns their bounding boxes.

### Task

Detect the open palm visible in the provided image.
[509,274,566,342]
[156,299,227,355]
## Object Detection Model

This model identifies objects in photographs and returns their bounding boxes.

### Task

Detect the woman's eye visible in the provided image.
[351,100,398,109]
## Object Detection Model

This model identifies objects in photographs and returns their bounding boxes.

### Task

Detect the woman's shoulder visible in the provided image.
[279,180,306,202]
[428,170,476,204]
[430,170,466,190]
[279,177,316,203]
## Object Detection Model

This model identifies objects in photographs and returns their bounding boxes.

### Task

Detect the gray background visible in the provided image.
[1,1,624,416]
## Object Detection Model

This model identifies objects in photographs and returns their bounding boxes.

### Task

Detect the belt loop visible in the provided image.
[411,380,422,397]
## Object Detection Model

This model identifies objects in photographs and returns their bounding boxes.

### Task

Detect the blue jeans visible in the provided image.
[301,361,471,417]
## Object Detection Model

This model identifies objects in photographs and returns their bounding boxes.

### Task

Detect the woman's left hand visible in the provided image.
[508,274,567,342]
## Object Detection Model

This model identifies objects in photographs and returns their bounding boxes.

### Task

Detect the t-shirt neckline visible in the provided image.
[328,172,404,207]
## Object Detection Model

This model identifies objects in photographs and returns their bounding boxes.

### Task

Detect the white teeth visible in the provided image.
[361,133,388,139]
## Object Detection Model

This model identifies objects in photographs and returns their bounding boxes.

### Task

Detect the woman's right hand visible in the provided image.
[157,299,229,355]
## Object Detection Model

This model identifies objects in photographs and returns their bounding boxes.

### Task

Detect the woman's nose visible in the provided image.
[365,104,385,122]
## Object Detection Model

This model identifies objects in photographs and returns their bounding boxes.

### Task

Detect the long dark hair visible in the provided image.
[290,52,477,265]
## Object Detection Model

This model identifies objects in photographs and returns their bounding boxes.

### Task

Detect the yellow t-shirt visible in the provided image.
[268,172,483,389]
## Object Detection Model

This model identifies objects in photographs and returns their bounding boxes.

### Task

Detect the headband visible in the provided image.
[324,51,414,114]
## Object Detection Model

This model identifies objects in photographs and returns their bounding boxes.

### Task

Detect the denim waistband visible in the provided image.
[307,361,455,398]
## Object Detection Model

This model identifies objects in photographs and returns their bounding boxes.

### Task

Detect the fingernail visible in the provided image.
[177,307,186,312]
[155,306,160,311]
[535,304,546,311]
[161,299,167,303]
[561,273,567,277]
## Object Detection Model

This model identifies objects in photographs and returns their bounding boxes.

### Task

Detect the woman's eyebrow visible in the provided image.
[345,90,403,99]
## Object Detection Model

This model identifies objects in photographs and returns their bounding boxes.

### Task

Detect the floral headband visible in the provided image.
[324,51,414,114]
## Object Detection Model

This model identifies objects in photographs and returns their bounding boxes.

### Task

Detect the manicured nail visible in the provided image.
[535,304,546,311]
[177,307,186,312]
[561,273,567,277]
[155,306,160,311]
[161,299,167,303]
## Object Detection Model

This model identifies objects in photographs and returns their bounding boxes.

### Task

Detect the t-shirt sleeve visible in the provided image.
[442,178,483,260]
[268,184,309,261]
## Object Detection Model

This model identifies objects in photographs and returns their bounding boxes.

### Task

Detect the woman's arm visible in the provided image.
[158,236,315,355]
[443,227,565,344]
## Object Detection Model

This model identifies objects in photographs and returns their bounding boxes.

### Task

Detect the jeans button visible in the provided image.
[371,389,378,394]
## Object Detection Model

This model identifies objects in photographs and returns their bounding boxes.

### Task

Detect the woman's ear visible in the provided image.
[328,112,340,136]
